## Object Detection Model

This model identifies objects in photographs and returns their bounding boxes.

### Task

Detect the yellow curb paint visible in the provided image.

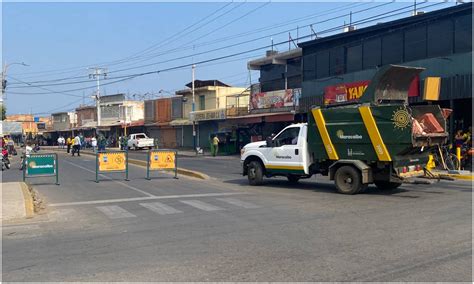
[20,182,34,218]
[442,174,474,181]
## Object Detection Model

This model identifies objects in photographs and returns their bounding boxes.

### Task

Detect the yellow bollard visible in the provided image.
[456,147,462,170]
[426,154,435,170]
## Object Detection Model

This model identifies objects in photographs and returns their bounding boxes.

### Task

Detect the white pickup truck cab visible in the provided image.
[127,133,155,150]
[241,123,311,184]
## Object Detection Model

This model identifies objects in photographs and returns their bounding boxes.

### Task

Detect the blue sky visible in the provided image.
[2,1,454,115]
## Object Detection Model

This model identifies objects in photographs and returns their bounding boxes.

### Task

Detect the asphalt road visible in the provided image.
[2,151,472,282]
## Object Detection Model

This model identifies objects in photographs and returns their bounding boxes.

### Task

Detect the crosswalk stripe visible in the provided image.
[215,198,260,209]
[179,200,224,211]
[96,205,136,219]
[140,202,182,215]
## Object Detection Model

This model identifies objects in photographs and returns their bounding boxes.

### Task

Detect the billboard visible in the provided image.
[324,77,419,105]
[250,88,301,110]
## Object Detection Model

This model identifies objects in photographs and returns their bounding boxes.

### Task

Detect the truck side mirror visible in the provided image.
[266,136,273,147]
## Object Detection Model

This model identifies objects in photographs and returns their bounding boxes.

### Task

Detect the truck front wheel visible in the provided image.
[248,161,264,186]
[374,181,402,190]
[334,165,366,195]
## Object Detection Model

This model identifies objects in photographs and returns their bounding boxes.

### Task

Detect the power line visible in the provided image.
[7,1,447,96]
[6,1,367,82]
[6,1,236,79]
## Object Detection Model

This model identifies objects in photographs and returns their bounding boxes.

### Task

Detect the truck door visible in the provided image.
[266,126,305,174]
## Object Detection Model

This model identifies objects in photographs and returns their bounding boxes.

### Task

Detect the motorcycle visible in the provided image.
[1,149,11,171]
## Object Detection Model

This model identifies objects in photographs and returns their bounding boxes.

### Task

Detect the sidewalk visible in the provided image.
[1,182,34,221]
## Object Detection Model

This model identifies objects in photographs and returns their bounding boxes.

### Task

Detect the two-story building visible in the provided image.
[173,80,248,150]
[98,93,145,144]
[74,105,97,137]
[242,48,302,141]
[144,96,183,148]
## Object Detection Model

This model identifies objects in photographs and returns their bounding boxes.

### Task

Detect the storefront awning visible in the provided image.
[169,119,193,126]
[226,112,295,124]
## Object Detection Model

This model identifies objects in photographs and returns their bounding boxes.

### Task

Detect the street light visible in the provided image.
[2,62,29,100]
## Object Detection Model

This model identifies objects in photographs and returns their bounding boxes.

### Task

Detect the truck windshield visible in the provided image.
[274,127,300,147]
[135,134,146,139]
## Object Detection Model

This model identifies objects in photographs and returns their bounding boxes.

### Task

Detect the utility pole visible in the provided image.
[1,62,28,103]
[192,64,196,154]
[88,67,107,132]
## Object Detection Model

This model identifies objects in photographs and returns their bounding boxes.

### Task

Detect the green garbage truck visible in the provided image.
[241,65,449,194]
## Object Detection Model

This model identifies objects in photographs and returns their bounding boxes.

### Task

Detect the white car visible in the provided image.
[127,133,155,150]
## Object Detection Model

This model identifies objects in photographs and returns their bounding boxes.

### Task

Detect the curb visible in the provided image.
[438,173,474,181]
[19,182,34,218]
[49,148,209,180]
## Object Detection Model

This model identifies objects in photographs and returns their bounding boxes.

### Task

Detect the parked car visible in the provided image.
[127,133,155,150]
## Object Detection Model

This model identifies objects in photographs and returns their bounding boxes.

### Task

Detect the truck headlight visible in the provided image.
[240,148,245,156]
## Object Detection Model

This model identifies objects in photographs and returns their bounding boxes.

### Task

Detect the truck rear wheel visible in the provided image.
[374,181,402,190]
[248,161,264,186]
[334,165,365,195]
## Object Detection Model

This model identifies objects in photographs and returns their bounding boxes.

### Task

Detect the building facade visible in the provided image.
[298,3,472,140]
[174,80,248,149]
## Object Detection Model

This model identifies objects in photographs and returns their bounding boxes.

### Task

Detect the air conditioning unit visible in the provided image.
[344,25,357,32]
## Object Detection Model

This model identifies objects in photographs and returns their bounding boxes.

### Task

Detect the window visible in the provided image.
[404,25,427,61]
[287,58,301,77]
[454,15,472,53]
[303,54,316,80]
[382,32,403,65]
[346,44,362,73]
[427,20,453,57]
[363,38,381,69]
[261,79,285,92]
[330,47,345,75]
[199,95,205,110]
[260,64,285,81]
[316,50,330,79]
[273,127,300,146]
[287,75,301,89]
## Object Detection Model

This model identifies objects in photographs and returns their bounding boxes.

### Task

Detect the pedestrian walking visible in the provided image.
[72,134,81,156]
[91,136,97,153]
[98,133,106,152]
[66,137,72,153]
[211,134,220,157]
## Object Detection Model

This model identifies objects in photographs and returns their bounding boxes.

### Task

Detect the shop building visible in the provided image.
[98,93,145,144]
[174,80,248,150]
[240,48,302,142]
[298,3,472,141]
[145,96,183,148]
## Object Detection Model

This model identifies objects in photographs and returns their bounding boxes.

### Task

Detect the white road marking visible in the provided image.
[63,160,155,197]
[49,192,246,207]
[48,208,77,222]
[179,200,224,211]
[96,205,136,219]
[140,202,182,215]
[215,197,260,209]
